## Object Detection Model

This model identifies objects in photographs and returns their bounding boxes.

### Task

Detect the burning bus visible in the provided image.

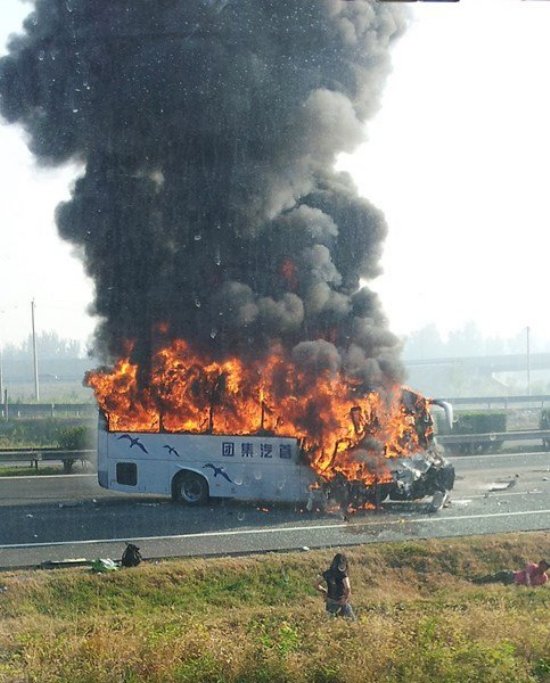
[89,345,455,511]
[0,2,447,510]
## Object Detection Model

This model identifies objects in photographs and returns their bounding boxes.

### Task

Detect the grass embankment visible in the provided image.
[0,467,68,477]
[1,533,550,682]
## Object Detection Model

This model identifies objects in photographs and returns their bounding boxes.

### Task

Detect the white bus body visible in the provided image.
[97,412,319,505]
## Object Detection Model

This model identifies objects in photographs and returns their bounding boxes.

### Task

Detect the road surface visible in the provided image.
[0,451,549,569]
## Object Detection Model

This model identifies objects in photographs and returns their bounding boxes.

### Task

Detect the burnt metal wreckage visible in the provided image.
[319,391,455,514]
[323,449,455,514]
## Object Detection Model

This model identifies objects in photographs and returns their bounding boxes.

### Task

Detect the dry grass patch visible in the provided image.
[1,532,550,682]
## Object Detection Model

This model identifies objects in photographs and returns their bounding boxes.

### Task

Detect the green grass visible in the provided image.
[0,417,94,450]
[0,466,67,477]
[1,533,550,682]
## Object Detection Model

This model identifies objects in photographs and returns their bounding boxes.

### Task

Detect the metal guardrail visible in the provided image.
[0,452,43,469]
[435,395,550,408]
[437,429,550,455]
[0,403,95,420]
[0,449,95,471]
[438,429,550,445]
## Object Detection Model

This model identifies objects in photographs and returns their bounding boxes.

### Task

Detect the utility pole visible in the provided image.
[526,325,531,397]
[31,299,40,401]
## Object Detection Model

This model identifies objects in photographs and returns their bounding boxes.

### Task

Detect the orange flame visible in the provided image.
[279,258,298,291]
[86,340,433,488]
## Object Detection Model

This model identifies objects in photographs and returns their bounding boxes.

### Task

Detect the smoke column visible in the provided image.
[0,0,407,390]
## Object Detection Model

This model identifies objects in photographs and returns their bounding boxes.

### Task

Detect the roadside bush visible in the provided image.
[57,425,95,473]
[455,412,507,434]
[0,418,95,473]
[0,418,91,448]
[57,425,92,450]
[0,418,78,448]
[453,411,507,454]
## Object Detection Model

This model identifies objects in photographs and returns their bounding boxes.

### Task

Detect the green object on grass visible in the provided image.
[90,558,118,573]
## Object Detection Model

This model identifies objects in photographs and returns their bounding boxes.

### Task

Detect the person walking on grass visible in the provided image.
[315,552,356,620]
[473,559,549,587]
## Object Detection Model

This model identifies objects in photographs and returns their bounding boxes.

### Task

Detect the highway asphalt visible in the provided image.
[0,451,549,569]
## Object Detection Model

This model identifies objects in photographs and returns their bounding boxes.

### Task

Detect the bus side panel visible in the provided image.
[104,432,177,495]
[102,430,320,504]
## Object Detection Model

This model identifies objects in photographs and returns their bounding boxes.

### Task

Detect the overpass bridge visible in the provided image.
[404,353,550,374]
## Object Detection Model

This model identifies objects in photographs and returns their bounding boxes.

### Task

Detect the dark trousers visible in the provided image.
[326,601,356,620]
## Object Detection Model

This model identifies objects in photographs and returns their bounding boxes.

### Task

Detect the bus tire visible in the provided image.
[173,471,209,506]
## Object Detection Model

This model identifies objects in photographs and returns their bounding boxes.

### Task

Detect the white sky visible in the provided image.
[1,0,550,350]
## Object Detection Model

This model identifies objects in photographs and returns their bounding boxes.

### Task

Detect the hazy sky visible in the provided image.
[1,0,550,351]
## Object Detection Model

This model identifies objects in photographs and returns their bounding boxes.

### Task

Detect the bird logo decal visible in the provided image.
[117,434,149,454]
[203,463,233,483]
[163,445,181,457]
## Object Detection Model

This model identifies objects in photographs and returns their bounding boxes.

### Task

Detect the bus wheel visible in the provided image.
[173,471,209,506]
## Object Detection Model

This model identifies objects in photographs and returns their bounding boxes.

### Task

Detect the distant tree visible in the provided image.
[57,425,93,473]
[483,335,507,356]
[403,321,544,360]
[446,321,484,357]
[507,328,529,355]
[402,324,445,359]
[2,332,82,360]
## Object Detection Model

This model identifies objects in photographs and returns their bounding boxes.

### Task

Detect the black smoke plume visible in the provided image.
[0,0,407,388]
